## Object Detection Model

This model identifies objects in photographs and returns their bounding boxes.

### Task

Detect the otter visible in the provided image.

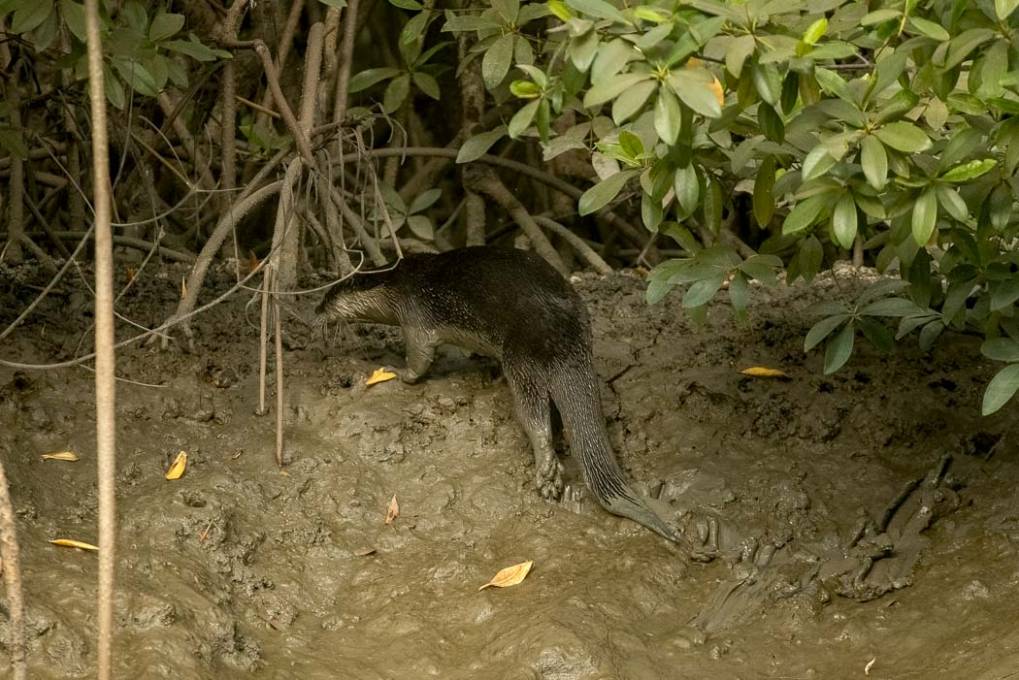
[316,246,682,544]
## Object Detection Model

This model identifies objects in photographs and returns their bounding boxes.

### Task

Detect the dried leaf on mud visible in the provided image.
[366,368,398,386]
[165,451,188,480]
[354,547,377,557]
[41,451,79,462]
[50,538,99,551]
[740,366,788,378]
[385,495,399,524]
[478,560,534,591]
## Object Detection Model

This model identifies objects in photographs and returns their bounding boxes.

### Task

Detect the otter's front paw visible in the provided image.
[536,457,564,501]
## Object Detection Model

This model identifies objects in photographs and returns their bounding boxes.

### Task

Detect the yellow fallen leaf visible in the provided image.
[41,451,79,462]
[740,366,788,378]
[165,451,188,480]
[51,539,99,551]
[479,560,534,591]
[366,368,397,386]
[385,494,399,525]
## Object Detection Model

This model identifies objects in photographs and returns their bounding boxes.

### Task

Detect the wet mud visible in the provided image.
[1,260,1018,679]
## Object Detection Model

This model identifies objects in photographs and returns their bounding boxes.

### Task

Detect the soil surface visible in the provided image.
[1,257,1018,679]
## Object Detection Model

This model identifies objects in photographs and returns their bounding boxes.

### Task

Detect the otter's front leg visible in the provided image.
[398,326,437,384]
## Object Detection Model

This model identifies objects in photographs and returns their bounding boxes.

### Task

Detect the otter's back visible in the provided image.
[392,247,591,364]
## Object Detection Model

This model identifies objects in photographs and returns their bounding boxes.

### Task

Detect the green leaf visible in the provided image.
[943,28,996,70]
[824,322,855,374]
[566,0,627,23]
[406,215,435,240]
[642,191,664,231]
[726,34,755,78]
[591,38,635,84]
[578,169,638,215]
[758,103,784,142]
[383,73,411,112]
[683,274,725,308]
[163,37,220,62]
[907,17,950,42]
[936,185,969,221]
[982,364,1019,415]
[874,122,931,153]
[860,135,888,190]
[729,272,750,314]
[348,67,401,93]
[568,28,599,71]
[149,12,184,41]
[991,279,1019,311]
[805,314,849,352]
[618,130,644,159]
[860,9,900,25]
[702,177,722,235]
[832,193,857,250]
[457,126,506,163]
[112,58,160,96]
[856,317,894,353]
[583,73,652,108]
[492,0,519,23]
[413,72,440,99]
[996,0,1019,20]
[547,0,571,21]
[940,159,997,183]
[507,99,540,138]
[860,298,924,317]
[509,79,542,98]
[654,86,682,145]
[673,164,700,216]
[388,0,422,8]
[611,79,657,124]
[753,62,781,106]
[482,33,515,90]
[409,188,441,214]
[802,144,835,181]
[982,338,1019,362]
[753,157,775,226]
[667,69,722,118]
[911,188,938,246]
[782,194,827,235]
[60,0,87,42]
[802,17,827,46]
[646,277,672,305]
[11,0,53,33]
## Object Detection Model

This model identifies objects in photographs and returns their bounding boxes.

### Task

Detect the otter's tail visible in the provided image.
[548,364,682,544]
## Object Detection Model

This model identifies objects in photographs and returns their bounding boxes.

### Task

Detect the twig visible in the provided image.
[332,0,359,125]
[84,1,118,678]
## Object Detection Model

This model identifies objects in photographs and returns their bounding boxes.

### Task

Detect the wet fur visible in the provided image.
[317,246,681,543]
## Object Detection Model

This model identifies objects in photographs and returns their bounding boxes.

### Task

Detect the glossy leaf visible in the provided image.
[578,170,638,215]
[982,364,1019,415]
[831,193,857,250]
[911,189,938,246]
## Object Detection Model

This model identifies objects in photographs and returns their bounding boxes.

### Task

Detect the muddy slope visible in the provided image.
[0,260,1017,679]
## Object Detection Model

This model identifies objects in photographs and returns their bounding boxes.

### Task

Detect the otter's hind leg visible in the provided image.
[504,363,564,501]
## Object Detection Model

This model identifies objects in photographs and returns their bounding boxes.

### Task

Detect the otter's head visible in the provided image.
[315,273,398,325]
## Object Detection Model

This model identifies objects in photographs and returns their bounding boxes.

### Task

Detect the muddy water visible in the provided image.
[1,262,1018,679]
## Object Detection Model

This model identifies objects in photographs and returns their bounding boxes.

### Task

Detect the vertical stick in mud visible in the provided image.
[84,1,117,678]
[0,457,27,680]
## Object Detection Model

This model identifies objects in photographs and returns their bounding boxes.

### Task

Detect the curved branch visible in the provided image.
[532,216,612,274]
